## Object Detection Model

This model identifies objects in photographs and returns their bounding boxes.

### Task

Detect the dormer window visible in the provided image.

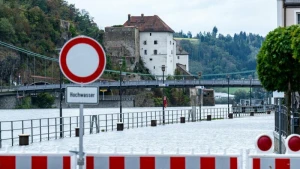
[154,40,158,45]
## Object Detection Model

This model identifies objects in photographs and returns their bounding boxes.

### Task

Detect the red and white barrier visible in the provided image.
[85,154,240,169]
[248,134,300,169]
[0,153,72,169]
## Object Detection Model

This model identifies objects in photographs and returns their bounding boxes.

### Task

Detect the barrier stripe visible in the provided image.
[32,156,47,169]
[16,156,30,169]
[185,156,199,169]
[63,156,71,169]
[251,158,300,169]
[110,157,124,169]
[275,159,289,169]
[155,157,170,169]
[86,156,94,169]
[140,157,155,169]
[230,157,238,169]
[125,156,139,169]
[170,157,185,169]
[0,156,15,169]
[0,155,71,169]
[201,157,215,169]
[86,156,239,169]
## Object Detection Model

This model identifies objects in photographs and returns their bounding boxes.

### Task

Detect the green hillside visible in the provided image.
[174,28,264,79]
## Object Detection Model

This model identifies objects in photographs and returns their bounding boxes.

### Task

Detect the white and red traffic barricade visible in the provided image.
[0,153,73,169]
[84,152,241,169]
[248,134,300,169]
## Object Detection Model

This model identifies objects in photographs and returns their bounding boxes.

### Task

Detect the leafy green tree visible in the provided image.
[257,25,300,134]
[233,89,249,103]
[0,18,15,41]
[35,92,55,108]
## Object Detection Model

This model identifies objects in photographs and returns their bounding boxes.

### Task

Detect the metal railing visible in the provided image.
[0,106,271,148]
[274,105,300,137]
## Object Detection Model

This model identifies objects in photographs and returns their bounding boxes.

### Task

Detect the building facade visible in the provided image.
[277,0,300,27]
[123,14,189,77]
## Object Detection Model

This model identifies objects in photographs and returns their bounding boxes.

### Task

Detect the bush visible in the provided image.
[34,92,55,108]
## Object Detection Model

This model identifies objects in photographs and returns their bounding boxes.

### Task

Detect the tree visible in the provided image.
[257,25,300,134]
[35,92,55,108]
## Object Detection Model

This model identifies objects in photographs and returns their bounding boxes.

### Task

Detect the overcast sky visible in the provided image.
[66,0,277,37]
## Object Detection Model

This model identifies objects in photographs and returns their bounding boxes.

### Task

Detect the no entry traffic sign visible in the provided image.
[59,36,106,84]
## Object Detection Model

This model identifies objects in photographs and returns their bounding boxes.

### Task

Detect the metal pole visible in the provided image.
[60,70,63,138]
[162,71,165,124]
[228,77,230,115]
[78,104,84,168]
[119,67,122,122]
[199,89,202,121]
[279,98,282,154]
[250,78,252,106]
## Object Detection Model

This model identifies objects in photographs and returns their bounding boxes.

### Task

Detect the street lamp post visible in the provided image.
[119,59,123,123]
[198,72,202,121]
[227,75,230,116]
[249,75,252,106]
[162,65,166,125]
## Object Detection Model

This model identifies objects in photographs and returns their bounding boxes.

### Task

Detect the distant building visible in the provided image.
[277,0,300,27]
[103,14,189,78]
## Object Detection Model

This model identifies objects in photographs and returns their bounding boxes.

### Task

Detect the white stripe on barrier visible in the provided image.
[185,156,199,169]
[16,155,31,169]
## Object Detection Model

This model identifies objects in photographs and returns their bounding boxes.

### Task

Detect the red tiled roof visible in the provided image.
[124,15,174,33]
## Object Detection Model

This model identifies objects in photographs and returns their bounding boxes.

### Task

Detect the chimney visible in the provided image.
[141,13,144,21]
[128,14,131,22]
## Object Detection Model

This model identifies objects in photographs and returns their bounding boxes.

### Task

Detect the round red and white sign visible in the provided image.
[59,36,106,84]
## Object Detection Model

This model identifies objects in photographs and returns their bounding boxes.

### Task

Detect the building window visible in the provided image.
[171,50,173,54]
[177,56,180,59]
[154,66,155,69]
[154,50,157,55]
[170,41,171,45]
[150,58,152,61]
[154,40,158,44]
[298,13,300,24]
[144,50,147,55]
[150,33,152,36]
[143,41,147,45]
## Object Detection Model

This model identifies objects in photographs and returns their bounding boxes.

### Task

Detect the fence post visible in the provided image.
[105,114,107,132]
[11,121,13,146]
[141,112,143,127]
[55,118,57,139]
[22,120,24,134]
[31,120,33,143]
[137,112,139,128]
[48,118,50,140]
[132,113,134,128]
[70,117,72,137]
[111,114,113,131]
[39,119,42,142]
[146,112,148,127]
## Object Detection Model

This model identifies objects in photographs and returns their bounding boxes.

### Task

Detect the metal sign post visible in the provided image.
[59,36,106,168]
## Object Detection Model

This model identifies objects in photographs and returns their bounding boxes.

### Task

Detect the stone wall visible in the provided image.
[0,95,17,109]
[104,26,140,70]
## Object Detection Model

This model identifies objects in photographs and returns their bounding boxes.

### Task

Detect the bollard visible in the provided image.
[180,117,185,123]
[250,112,254,116]
[228,113,233,119]
[267,110,271,114]
[117,122,124,131]
[75,127,79,137]
[151,120,157,127]
[207,115,211,121]
[19,134,30,146]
